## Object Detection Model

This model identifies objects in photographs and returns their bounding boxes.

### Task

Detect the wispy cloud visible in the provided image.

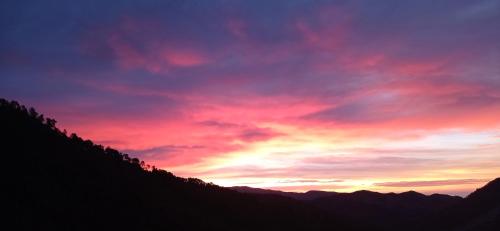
[375,179,489,187]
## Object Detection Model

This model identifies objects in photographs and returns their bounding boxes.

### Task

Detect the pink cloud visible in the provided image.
[226,18,247,39]
[162,49,207,67]
[80,17,211,74]
[294,7,351,51]
[107,33,148,70]
[375,179,489,187]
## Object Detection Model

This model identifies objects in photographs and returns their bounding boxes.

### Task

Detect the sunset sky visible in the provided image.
[1,0,500,196]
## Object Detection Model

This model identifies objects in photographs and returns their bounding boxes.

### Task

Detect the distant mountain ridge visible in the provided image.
[230,186,465,229]
[229,186,462,201]
[229,186,340,201]
[2,98,499,231]
[230,183,500,230]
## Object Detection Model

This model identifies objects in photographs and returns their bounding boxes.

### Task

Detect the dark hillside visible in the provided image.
[2,98,355,231]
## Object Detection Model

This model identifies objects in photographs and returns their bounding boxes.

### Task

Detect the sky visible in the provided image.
[1,0,500,196]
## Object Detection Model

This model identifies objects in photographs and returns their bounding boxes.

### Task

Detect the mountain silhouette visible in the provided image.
[3,98,499,231]
[2,98,354,231]
[231,186,463,229]
[229,186,340,201]
[422,178,500,231]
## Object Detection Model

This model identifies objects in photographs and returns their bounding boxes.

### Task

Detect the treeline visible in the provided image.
[1,98,214,187]
[2,98,356,231]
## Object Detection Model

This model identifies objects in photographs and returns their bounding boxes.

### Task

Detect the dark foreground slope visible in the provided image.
[2,99,355,231]
[3,98,500,231]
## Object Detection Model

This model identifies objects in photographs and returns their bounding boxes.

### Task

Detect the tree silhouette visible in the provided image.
[3,98,357,231]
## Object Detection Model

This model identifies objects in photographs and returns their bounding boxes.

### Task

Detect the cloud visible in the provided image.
[375,179,489,187]
[2,0,500,195]
[123,145,205,158]
[238,127,282,142]
[197,120,282,142]
[276,179,343,184]
[197,120,241,129]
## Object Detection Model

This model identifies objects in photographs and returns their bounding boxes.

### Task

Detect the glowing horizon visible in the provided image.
[1,0,500,196]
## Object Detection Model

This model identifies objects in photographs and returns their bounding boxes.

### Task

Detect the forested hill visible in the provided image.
[2,98,356,231]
